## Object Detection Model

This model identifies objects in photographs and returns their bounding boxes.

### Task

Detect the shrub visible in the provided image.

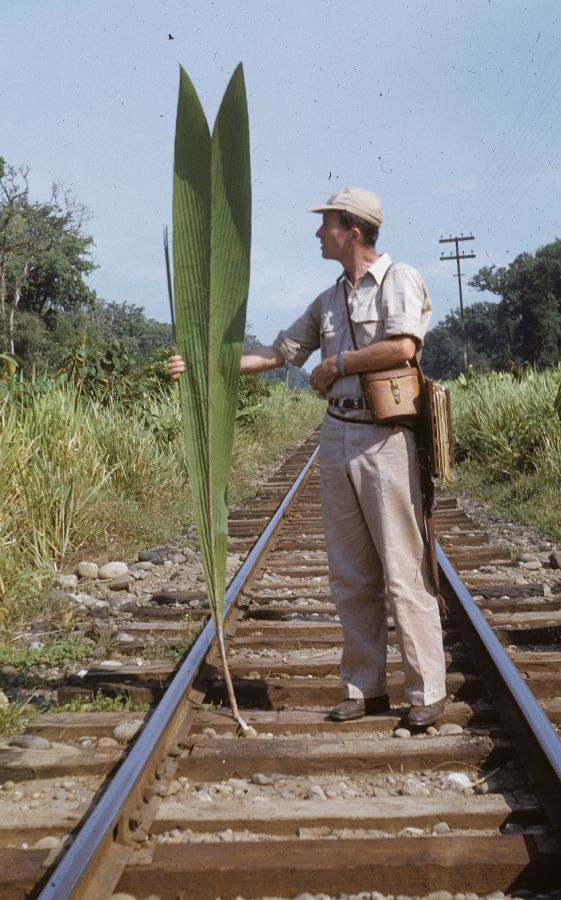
[236,373,273,422]
[449,367,561,482]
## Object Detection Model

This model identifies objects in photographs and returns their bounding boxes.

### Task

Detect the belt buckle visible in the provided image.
[340,397,362,410]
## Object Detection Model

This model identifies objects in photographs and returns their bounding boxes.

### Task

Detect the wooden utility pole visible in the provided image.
[439,234,475,373]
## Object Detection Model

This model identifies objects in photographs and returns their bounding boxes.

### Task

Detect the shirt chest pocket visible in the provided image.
[350,301,384,345]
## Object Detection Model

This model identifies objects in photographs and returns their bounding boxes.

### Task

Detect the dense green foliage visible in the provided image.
[450,368,561,480]
[423,301,501,379]
[8,301,172,375]
[424,238,561,379]
[237,372,273,419]
[449,367,561,541]
[0,157,96,356]
[81,300,171,368]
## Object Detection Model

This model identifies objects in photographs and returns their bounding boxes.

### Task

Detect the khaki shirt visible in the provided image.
[273,253,432,405]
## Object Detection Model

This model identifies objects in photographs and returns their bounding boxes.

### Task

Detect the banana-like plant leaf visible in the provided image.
[173,64,251,627]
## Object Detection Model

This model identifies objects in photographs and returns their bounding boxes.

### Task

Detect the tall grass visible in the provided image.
[230,386,323,504]
[0,388,112,609]
[448,367,561,540]
[0,382,324,623]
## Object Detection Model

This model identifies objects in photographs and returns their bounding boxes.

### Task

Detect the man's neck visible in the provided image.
[343,249,381,287]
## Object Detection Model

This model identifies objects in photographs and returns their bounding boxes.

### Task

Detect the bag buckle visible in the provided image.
[390,376,401,404]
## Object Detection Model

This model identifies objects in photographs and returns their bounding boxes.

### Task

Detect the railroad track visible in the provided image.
[2,430,561,899]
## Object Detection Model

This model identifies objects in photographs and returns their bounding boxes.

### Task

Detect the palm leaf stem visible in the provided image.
[215,618,249,732]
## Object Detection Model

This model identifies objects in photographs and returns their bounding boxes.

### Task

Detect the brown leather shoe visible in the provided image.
[407,697,446,728]
[329,694,390,722]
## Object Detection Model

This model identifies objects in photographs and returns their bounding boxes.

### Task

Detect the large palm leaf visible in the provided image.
[172,65,251,729]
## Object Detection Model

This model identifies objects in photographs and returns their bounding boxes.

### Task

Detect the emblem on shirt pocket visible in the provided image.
[320,309,342,334]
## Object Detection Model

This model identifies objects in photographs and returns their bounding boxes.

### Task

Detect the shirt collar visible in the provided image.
[340,252,392,288]
[367,252,392,285]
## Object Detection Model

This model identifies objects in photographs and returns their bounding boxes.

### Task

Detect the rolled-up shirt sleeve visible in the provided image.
[272,298,321,367]
[381,264,432,348]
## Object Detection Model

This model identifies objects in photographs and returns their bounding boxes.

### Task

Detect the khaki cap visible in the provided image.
[309,187,383,227]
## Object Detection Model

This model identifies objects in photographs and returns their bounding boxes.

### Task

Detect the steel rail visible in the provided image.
[438,542,561,827]
[38,445,320,900]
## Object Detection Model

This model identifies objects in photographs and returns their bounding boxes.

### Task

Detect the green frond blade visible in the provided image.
[173,65,251,621]
[208,64,251,613]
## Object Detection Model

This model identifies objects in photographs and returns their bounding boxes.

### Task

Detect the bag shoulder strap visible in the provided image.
[412,351,425,385]
[341,277,358,351]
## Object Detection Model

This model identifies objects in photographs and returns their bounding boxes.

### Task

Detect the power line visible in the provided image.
[461,36,561,229]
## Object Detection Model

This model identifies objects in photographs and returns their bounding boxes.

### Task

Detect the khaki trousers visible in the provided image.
[319,413,446,706]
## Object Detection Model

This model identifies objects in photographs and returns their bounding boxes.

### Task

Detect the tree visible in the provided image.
[469,240,561,368]
[18,220,96,323]
[423,301,502,379]
[425,239,561,379]
[85,300,171,367]
[0,159,96,355]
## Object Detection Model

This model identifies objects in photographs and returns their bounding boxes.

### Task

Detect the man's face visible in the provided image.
[315,211,352,262]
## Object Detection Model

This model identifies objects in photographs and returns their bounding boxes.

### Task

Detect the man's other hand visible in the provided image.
[310,356,338,394]
[168,354,186,382]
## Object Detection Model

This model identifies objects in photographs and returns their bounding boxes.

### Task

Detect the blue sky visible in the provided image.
[2,1,560,357]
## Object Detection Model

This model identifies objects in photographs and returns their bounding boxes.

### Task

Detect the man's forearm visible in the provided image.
[309,337,417,393]
[342,337,417,375]
[241,346,285,374]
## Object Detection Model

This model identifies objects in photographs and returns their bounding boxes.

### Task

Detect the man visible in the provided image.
[168,187,447,728]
